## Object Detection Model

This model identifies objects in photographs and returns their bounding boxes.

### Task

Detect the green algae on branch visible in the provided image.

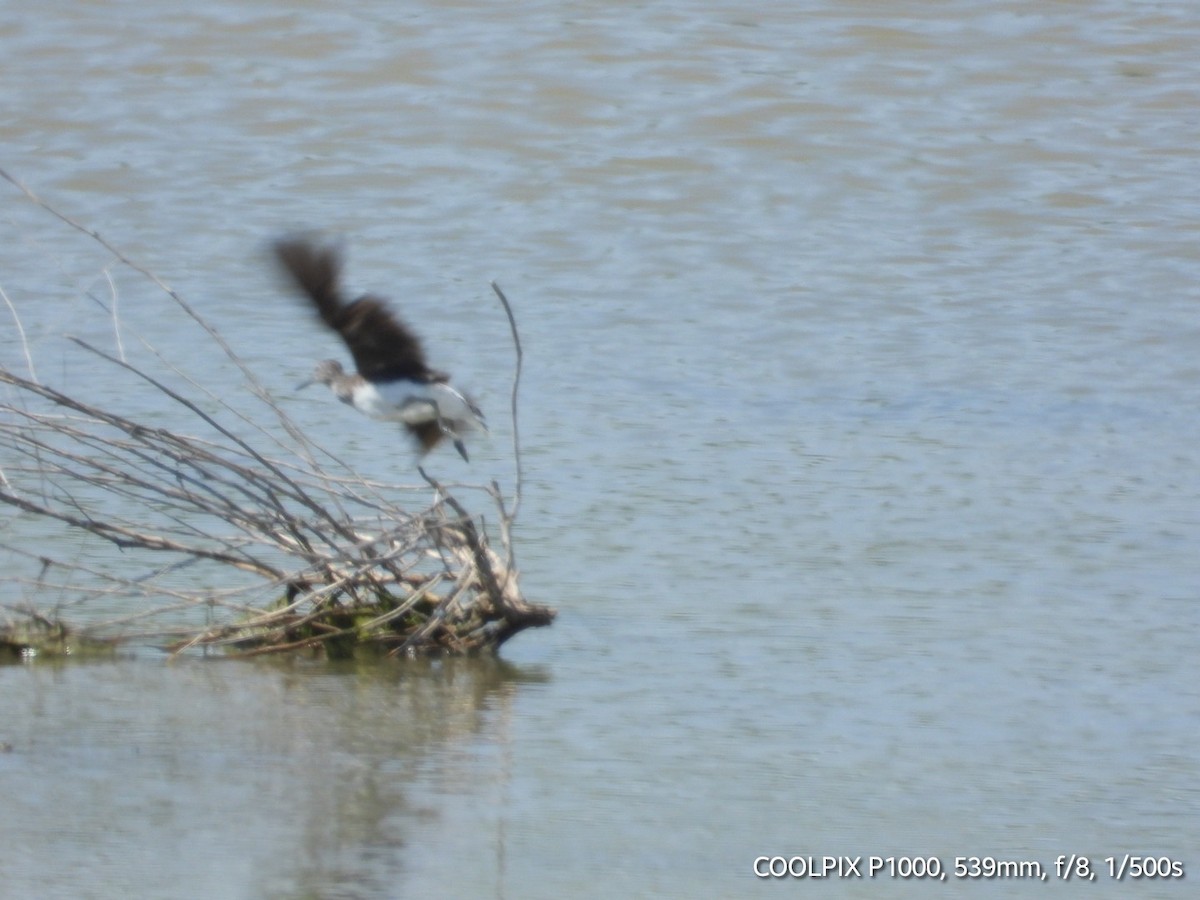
[0,617,120,662]
[169,525,555,661]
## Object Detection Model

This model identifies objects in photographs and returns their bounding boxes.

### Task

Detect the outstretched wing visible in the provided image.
[328,293,432,381]
[273,237,433,381]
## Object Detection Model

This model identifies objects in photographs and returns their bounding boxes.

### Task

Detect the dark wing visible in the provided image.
[273,237,433,381]
[328,293,433,381]
[273,237,343,321]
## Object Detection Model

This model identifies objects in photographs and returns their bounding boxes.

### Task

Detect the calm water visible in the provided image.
[3,1,1199,897]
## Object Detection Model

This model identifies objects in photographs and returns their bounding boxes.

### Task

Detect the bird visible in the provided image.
[273,236,486,461]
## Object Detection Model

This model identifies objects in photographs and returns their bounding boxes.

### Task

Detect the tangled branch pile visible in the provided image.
[0,173,554,660]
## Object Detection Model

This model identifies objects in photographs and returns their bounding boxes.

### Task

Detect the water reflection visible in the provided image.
[0,656,547,898]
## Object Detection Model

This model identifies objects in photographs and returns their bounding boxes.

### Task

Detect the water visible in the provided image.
[2,1,1199,897]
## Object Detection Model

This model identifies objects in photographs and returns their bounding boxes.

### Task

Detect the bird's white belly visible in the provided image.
[351,380,479,430]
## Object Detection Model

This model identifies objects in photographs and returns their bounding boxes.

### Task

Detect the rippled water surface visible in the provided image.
[3,1,1199,897]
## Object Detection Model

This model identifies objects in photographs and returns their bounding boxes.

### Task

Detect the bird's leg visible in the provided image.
[437,417,470,462]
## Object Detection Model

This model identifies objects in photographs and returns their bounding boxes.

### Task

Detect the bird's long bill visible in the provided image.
[295,377,315,391]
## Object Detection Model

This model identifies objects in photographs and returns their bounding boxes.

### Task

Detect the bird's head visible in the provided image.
[296,358,345,391]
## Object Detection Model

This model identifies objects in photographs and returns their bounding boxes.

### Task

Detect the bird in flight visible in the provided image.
[273,236,486,461]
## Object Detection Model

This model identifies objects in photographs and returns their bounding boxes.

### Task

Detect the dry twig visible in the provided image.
[0,171,554,659]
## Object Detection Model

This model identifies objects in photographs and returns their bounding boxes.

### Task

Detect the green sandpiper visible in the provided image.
[274,237,486,461]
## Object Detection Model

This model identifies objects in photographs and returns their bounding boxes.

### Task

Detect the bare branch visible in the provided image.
[0,170,554,658]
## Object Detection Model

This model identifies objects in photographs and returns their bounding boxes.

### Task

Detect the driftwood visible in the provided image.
[0,170,554,659]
